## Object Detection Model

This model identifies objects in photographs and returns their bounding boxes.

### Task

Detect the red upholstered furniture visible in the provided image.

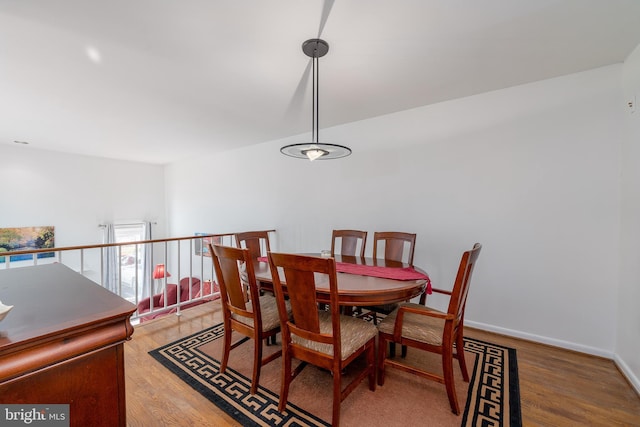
[136,277,218,322]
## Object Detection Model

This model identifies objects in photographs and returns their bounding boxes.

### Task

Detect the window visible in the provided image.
[114,223,146,301]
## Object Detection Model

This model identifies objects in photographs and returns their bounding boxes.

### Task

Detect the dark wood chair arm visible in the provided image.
[398,304,453,319]
[228,305,254,320]
[419,286,452,305]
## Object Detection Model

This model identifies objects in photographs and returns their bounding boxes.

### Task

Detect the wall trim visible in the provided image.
[468,320,640,396]
[614,354,640,396]
[466,320,614,358]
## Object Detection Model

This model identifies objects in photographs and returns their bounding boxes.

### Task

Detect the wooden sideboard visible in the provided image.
[0,263,136,427]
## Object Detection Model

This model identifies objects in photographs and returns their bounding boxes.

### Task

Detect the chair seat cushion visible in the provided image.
[232,295,291,332]
[377,302,445,346]
[292,311,377,360]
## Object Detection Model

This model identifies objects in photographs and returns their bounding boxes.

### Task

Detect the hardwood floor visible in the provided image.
[125,301,640,426]
[467,329,640,426]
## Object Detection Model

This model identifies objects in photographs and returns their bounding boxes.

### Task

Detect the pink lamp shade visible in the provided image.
[152,263,171,279]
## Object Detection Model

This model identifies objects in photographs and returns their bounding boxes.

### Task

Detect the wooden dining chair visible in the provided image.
[331,229,367,257]
[372,231,416,266]
[377,243,482,415]
[210,243,290,395]
[235,231,277,341]
[361,231,418,325]
[267,252,377,427]
[235,230,271,260]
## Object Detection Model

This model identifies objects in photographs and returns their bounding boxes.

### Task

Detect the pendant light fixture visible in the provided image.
[281,39,352,161]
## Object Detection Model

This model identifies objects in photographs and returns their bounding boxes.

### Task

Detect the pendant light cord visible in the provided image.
[279,38,351,160]
[312,47,319,144]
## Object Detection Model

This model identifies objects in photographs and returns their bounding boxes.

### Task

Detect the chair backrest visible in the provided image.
[235,231,271,260]
[210,244,262,326]
[331,229,367,257]
[447,243,482,324]
[373,231,416,265]
[267,252,341,358]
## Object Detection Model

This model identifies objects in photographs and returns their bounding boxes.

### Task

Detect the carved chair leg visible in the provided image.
[251,334,262,394]
[456,333,469,382]
[367,340,376,391]
[220,327,232,373]
[442,346,460,415]
[332,364,342,427]
[278,349,291,413]
[378,335,387,386]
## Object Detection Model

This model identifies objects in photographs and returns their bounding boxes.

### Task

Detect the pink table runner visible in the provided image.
[257,256,432,294]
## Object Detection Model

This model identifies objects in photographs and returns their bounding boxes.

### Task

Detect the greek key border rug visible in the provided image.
[149,323,522,426]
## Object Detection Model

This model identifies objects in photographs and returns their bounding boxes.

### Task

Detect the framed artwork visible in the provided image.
[194,233,221,256]
[0,226,55,263]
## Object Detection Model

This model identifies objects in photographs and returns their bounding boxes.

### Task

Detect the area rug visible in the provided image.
[149,323,521,426]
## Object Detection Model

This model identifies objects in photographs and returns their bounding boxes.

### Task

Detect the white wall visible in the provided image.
[618,44,640,393]
[166,65,623,358]
[0,144,167,246]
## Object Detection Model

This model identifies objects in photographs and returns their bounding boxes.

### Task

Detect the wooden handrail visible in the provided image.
[0,230,276,257]
[1,229,276,322]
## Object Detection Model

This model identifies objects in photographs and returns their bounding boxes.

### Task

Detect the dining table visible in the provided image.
[253,254,431,307]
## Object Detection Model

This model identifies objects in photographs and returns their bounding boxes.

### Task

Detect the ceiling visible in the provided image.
[2,0,640,165]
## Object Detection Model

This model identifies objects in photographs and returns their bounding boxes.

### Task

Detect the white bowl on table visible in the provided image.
[0,300,14,322]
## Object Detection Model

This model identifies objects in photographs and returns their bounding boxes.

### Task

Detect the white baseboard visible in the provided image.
[465,320,614,358]
[614,354,640,396]
[467,321,640,397]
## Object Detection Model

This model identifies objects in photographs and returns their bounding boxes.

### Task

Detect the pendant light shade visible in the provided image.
[281,39,352,161]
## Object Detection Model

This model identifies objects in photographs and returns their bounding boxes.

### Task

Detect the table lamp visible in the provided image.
[152,263,171,293]
[152,263,171,280]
